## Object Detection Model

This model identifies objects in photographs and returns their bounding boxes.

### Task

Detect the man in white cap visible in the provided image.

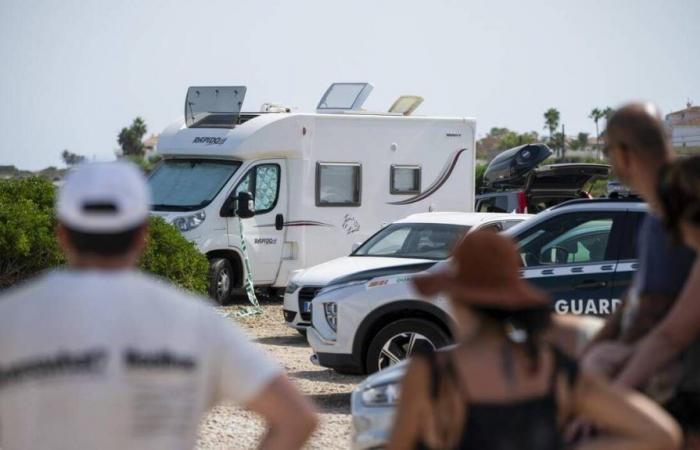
[0,161,317,450]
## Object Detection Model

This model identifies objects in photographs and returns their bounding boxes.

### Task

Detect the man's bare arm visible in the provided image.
[616,260,700,388]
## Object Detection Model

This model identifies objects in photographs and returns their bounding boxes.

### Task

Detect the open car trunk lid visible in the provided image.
[526,164,611,193]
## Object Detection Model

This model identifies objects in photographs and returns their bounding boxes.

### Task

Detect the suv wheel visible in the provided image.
[365,318,450,373]
[209,258,234,305]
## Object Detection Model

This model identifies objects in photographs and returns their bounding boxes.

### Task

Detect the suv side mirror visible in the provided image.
[235,191,255,219]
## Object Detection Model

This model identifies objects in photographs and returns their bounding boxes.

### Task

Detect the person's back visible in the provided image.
[414,341,577,450]
[0,161,316,450]
[0,270,276,450]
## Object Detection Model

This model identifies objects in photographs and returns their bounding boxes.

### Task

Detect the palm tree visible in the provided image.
[589,108,606,158]
[543,108,561,156]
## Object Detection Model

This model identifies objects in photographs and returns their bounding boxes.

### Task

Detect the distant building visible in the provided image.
[143,133,160,155]
[666,102,700,149]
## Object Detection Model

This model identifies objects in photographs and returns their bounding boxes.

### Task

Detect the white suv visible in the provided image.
[283,212,527,333]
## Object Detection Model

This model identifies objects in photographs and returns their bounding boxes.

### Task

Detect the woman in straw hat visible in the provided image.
[387,230,680,450]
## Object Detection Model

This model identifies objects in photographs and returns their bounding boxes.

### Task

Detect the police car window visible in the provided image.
[233,164,280,213]
[354,223,468,260]
[517,214,617,267]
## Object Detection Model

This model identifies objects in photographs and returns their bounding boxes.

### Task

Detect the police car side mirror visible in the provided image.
[235,191,255,219]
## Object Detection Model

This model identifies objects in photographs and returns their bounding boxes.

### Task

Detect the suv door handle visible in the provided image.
[574,280,607,290]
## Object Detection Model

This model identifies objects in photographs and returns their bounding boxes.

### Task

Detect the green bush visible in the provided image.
[140,216,209,294]
[475,163,487,194]
[0,178,209,294]
[0,177,64,287]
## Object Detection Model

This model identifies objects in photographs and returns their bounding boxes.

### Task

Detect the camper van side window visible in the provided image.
[316,162,361,207]
[390,165,421,195]
[233,164,281,214]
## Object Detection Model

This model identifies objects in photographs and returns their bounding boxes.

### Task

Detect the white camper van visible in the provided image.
[150,83,476,304]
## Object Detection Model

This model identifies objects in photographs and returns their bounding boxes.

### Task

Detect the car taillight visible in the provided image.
[517,191,528,214]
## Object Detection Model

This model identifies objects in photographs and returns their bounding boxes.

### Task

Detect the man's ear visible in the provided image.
[132,224,149,257]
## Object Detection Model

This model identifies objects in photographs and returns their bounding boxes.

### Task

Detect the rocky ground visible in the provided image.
[196,303,363,450]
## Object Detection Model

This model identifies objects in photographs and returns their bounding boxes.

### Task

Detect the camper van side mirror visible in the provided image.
[235,191,255,219]
[220,196,236,217]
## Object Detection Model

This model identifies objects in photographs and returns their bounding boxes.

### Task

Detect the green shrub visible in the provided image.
[475,163,487,194]
[0,178,209,294]
[0,178,64,287]
[140,216,209,294]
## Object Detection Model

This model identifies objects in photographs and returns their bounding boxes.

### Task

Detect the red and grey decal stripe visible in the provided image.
[256,220,333,228]
[388,148,470,205]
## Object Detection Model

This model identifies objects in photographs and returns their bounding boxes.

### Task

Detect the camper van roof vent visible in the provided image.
[388,95,424,116]
[185,86,247,129]
[316,82,373,113]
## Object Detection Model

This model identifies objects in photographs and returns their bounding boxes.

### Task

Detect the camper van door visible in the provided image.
[226,159,288,283]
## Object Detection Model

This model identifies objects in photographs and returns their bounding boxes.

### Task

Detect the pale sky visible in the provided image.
[1,0,698,170]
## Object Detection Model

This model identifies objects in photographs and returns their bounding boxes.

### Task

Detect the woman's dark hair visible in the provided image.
[65,225,143,257]
[473,305,552,370]
[657,157,700,240]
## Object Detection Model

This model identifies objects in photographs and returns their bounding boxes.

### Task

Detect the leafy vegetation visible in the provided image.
[0,178,208,294]
[139,216,209,294]
[0,177,64,288]
[118,117,148,157]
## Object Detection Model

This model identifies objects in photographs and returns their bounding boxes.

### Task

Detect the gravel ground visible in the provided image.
[196,302,363,450]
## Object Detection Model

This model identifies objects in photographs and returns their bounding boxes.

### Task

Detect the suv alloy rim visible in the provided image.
[378,332,435,370]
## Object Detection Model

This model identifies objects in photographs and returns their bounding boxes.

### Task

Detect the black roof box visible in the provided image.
[482,143,552,189]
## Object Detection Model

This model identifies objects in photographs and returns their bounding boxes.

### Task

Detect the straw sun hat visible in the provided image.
[412,230,549,310]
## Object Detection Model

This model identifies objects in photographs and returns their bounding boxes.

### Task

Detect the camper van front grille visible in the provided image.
[298,286,322,322]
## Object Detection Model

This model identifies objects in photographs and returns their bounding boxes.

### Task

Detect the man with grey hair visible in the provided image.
[0,161,317,450]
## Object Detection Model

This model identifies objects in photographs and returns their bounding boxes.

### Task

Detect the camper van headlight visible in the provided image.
[361,382,401,407]
[173,211,206,232]
[323,302,338,332]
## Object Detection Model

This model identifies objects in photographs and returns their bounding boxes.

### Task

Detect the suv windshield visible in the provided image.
[353,223,468,260]
[149,159,241,211]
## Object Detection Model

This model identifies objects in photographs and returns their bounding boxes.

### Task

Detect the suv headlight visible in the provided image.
[323,302,337,332]
[285,281,300,294]
[173,211,206,232]
[361,382,401,406]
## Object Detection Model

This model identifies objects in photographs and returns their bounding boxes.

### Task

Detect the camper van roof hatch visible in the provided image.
[317,82,373,113]
[185,86,247,128]
[389,95,424,116]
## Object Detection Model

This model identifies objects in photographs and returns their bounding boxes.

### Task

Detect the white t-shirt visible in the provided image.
[0,269,281,450]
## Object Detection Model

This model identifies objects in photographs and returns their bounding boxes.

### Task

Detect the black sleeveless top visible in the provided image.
[415,347,579,450]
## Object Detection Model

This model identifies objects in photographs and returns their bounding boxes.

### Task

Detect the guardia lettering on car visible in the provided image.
[554,298,622,315]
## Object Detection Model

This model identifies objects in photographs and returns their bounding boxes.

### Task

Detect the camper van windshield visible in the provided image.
[353,223,468,260]
[149,159,241,211]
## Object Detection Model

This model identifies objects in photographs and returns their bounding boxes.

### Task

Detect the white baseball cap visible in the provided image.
[56,161,151,233]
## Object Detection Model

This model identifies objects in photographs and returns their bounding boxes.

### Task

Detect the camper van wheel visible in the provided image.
[365,318,450,374]
[208,258,234,305]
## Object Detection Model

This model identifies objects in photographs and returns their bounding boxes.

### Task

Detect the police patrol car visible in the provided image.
[307,198,646,375]
[283,212,529,332]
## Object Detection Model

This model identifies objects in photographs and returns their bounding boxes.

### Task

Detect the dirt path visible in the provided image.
[196,303,363,450]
